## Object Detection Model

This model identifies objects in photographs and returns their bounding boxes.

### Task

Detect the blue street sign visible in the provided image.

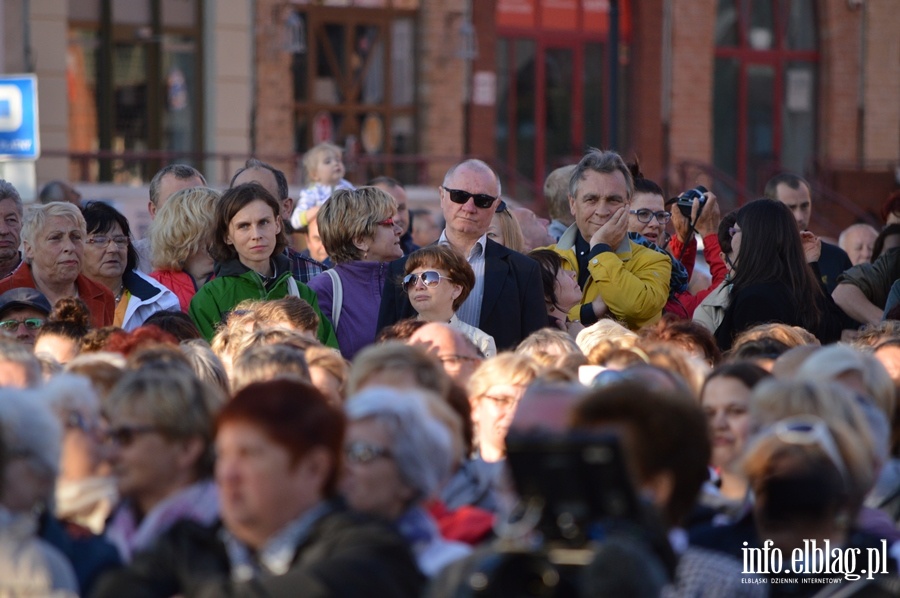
[0,75,40,160]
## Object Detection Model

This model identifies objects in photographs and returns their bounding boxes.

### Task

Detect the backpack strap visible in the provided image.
[324,269,343,329]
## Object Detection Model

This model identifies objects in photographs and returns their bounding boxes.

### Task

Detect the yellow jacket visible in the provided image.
[543,224,672,330]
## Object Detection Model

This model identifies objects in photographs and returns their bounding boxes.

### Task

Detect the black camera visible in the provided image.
[427,431,677,597]
[676,185,708,219]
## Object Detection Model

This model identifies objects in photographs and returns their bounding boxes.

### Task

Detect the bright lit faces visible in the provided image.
[226,199,282,274]
[568,169,630,241]
[358,213,403,263]
[471,383,527,462]
[440,166,500,240]
[24,215,84,287]
[0,197,22,263]
[340,418,414,521]
[553,267,582,313]
[773,182,812,231]
[628,192,668,245]
[701,376,752,471]
[313,151,345,187]
[83,223,128,284]
[405,266,461,321]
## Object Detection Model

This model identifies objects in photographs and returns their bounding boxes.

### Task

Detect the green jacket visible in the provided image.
[189,255,338,347]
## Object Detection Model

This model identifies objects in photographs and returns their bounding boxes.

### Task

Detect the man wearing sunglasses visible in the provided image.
[0,287,51,347]
[377,159,546,350]
[544,149,671,330]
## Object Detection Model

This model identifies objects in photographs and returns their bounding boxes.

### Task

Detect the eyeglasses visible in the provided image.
[438,353,482,367]
[442,186,498,210]
[376,217,397,228]
[629,209,672,225]
[344,441,392,465]
[482,394,521,410]
[86,235,129,248]
[728,226,741,238]
[402,270,449,291]
[104,425,158,447]
[769,416,849,482]
[0,318,44,331]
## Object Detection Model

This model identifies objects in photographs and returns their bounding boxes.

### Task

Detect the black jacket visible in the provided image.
[90,505,425,598]
[377,239,547,351]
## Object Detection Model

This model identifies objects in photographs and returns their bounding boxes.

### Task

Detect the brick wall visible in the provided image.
[466,0,496,163]
[419,0,467,184]
[668,0,717,189]
[862,0,900,164]
[251,0,295,179]
[819,0,862,165]
[627,0,666,185]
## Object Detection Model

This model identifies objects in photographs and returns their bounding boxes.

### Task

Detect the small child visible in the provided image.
[290,142,355,229]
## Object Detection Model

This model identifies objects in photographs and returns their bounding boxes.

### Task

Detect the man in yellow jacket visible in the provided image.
[543,149,671,330]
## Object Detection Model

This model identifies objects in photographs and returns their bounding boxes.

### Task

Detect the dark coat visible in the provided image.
[714,278,843,351]
[90,506,425,598]
[376,239,547,351]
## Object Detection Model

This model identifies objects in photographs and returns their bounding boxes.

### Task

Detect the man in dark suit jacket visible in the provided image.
[377,159,547,350]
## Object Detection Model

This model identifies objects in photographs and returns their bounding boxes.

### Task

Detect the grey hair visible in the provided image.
[345,388,453,502]
[38,181,73,204]
[0,386,62,477]
[179,339,230,396]
[568,148,634,200]
[443,159,502,198]
[38,373,101,429]
[230,158,289,201]
[0,179,23,212]
[21,202,86,252]
[0,339,42,387]
[231,342,310,392]
[148,163,206,206]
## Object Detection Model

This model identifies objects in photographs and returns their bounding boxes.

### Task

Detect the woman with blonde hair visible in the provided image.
[149,187,219,312]
[487,201,525,253]
[307,186,404,359]
[468,353,541,464]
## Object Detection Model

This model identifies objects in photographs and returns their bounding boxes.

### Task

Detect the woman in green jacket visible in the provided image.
[189,182,337,346]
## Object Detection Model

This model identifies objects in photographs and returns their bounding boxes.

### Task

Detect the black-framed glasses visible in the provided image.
[105,425,158,447]
[438,353,482,367]
[344,441,392,465]
[629,209,671,225]
[442,186,497,210]
[402,270,448,291]
[86,235,129,248]
[0,318,44,331]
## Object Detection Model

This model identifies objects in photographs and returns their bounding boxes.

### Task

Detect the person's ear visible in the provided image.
[23,240,34,262]
[451,283,462,302]
[281,197,294,219]
[274,215,283,235]
[148,201,157,219]
[568,194,576,217]
[175,437,205,474]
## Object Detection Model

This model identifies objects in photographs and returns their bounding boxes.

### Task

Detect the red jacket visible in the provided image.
[149,270,199,313]
[0,262,115,327]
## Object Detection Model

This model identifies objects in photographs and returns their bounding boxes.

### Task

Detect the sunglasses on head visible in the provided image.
[442,186,497,210]
[402,270,448,291]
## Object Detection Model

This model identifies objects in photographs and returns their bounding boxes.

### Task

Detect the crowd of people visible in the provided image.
[0,147,899,596]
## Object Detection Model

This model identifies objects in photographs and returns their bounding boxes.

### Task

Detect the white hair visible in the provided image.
[345,387,453,502]
[0,387,62,477]
[575,319,638,356]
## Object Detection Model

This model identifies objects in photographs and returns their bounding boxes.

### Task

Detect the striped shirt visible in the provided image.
[441,231,487,328]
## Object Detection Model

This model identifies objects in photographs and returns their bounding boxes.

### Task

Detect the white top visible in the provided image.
[449,314,497,357]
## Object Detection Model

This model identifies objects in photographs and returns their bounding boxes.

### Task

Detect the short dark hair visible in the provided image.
[569,149,633,200]
[211,183,287,264]
[81,201,139,273]
[367,176,403,189]
[763,172,810,201]
[230,158,289,201]
[149,164,206,206]
[872,223,900,262]
[404,245,475,311]
[571,380,710,527]
[701,361,771,401]
[628,159,664,198]
[528,248,565,309]
[217,379,345,497]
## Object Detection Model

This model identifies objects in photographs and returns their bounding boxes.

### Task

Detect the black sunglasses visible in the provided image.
[442,186,497,210]
[105,425,158,447]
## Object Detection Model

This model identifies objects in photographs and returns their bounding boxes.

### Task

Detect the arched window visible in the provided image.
[713,0,818,195]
